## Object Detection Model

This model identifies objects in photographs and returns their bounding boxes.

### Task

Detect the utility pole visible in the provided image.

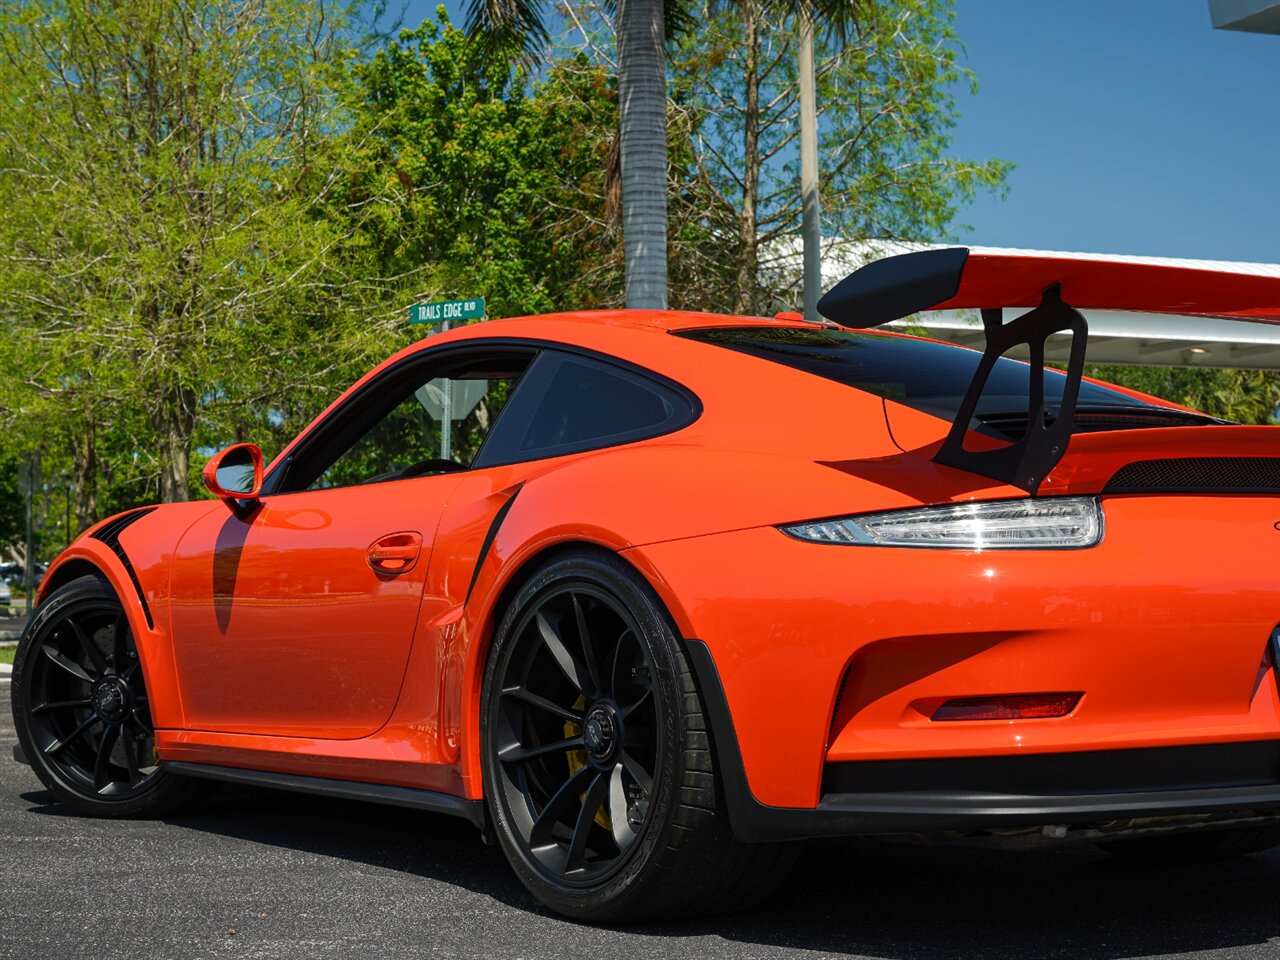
[798,4,822,321]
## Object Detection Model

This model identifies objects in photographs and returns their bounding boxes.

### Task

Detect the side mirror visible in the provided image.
[202,443,264,503]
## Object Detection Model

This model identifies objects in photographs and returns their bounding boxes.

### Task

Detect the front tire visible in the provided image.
[481,549,796,923]
[11,574,204,818]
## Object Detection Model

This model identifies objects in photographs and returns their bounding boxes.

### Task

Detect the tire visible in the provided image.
[481,548,797,923]
[1099,824,1280,864]
[11,574,205,819]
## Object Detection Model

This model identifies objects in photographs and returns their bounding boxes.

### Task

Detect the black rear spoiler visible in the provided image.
[817,247,1280,493]
[817,249,1087,494]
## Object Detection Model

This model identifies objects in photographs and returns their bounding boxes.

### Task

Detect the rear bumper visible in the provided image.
[629,496,1280,810]
[685,640,1280,842]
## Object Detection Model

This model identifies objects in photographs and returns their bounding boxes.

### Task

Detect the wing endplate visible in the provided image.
[815,247,969,328]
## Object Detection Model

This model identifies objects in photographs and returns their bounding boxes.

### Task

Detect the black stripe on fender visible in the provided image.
[89,507,158,629]
[465,485,523,606]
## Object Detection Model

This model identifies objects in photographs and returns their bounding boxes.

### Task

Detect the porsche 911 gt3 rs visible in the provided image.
[11,248,1280,921]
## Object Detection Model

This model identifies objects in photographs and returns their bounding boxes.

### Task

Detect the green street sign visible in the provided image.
[409,297,486,325]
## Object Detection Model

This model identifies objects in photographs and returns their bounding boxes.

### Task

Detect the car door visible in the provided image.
[168,345,535,739]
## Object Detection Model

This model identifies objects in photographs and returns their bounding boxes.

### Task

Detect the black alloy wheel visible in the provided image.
[25,598,157,796]
[492,583,659,884]
[12,575,202,818]
[482,550,797,923]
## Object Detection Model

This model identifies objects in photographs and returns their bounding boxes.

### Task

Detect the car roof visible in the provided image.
[455,309,814,335]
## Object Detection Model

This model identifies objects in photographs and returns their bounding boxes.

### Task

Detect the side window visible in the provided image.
[479,352,696,465]
[274,352,533,493]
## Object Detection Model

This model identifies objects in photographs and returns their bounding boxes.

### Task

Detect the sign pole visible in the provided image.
[440,318,452,460]
[407,297,487,462]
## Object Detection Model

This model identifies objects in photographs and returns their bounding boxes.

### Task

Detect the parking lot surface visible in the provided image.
[1,693,1278,960]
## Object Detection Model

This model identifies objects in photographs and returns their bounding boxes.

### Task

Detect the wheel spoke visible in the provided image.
[111,612,131,671]
[41,645,94,684]
[33,698,92,715]
[93,726,114,792]
[565,772,609,873]
[119,726,141,786]
[499,735,584,764]
[620,684,652,720]
[620,750,653,796]
[608,763,639,853]
[529,765,595,847]
[571,594,604,696]
[44,713,97,756]
[501,686,582,723]
[609,629,635,702]
[534,610,592,696]
[129,707,152,733]
[67,616,108,676]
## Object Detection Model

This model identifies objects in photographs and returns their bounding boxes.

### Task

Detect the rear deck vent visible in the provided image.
[1103,456,1280,494]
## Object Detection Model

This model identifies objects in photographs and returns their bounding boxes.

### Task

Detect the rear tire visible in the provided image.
[11,574,205,819]
[481,549,797,923]
[1099,824,1280,864]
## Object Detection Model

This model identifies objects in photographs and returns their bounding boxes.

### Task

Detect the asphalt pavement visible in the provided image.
[1,688,1279,960]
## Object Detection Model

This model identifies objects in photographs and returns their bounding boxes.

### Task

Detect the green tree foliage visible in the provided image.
[1086,365,1280,426]
[1,0,1266,567]
[344,16,625,316]
[665,0,1011,313]
[0,0,404,521]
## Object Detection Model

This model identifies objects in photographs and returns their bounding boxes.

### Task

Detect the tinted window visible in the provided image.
[677,326,1155,424]
[272,351,533,493]
[520,358,672,451]
[309,371,522,489]
[478,352,696,465]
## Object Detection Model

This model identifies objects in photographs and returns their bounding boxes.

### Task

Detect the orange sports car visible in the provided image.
[10,249,1280,921]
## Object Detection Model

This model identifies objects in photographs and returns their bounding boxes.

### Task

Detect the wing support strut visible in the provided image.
[932,285,1088,494]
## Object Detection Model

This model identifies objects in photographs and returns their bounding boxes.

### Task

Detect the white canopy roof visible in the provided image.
[799,240,1280,370]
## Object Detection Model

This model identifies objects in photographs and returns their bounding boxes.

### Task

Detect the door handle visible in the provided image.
[367,531,423,575]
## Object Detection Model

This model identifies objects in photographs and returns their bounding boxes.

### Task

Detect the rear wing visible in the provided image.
[817,248,1280,493]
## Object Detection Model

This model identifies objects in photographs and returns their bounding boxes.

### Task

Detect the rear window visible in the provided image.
[676,326,1158,424]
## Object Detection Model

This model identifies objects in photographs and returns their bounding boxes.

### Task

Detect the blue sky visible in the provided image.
[948,0,1279,263]
[381,0,1279,263]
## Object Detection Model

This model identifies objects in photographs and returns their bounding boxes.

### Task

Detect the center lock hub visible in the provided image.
[92,678,129,722]
[582,704,618,765]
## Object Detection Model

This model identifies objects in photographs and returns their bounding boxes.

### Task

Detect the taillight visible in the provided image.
[931,693,1081,722]
[780,497,1103,550]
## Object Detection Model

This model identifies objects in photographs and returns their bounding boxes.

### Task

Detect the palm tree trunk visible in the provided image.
[617,0,669,310]
[798,4,822,321]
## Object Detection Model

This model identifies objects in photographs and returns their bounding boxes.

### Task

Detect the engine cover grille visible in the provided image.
[1103,456,1280,494]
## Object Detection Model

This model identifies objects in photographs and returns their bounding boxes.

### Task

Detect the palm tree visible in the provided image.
[465,1,866,314]
[466,0,676,310]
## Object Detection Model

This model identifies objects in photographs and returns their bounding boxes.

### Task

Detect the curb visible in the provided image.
[0,663,11,677]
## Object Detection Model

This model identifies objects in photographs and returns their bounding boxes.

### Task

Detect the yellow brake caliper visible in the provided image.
[564,694,612,830]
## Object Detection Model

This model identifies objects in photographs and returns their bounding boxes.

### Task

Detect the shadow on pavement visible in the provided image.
[22,782,1280,958]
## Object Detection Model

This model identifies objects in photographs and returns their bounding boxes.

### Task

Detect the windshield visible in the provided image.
[676,326,1168,426]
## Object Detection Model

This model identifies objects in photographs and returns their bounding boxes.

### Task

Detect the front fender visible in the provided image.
[38,502,220,730]
[37,539,187,729]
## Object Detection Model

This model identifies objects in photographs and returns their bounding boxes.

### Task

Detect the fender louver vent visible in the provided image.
[89,507,158,628]
[1103,457,1280,494]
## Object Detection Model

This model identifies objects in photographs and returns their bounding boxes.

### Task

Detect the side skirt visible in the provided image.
[163,761,487,830]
